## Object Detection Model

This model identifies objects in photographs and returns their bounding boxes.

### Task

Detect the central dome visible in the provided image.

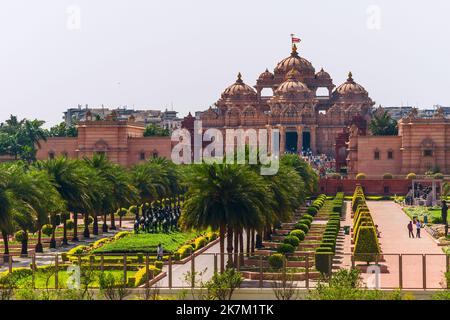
[221,72,257,100]
[275,69,311,95]
[274,44,315,76]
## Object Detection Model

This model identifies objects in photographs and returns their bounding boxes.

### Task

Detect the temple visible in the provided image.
[195,43,375,156]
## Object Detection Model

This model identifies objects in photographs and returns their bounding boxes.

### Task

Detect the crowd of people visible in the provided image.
[300,149,336,177]
[133,200,182,234]
[404,183,434,206]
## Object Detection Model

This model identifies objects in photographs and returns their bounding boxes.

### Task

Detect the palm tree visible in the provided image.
[181,163,268,272]
[369,110,398,136]
[35,157,91,242]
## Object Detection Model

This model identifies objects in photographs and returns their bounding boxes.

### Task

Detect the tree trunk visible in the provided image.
[246,229,251,257]
[62,218,68,245]
[251,229,255,254]
[102,213,108,232]
[35,229,43,253]
[226,226,234,268]
[2,231,9,263]
[83,213,90,238]
[233,229,239,268]
[219,224,225,273]
[119,216,122,228]
[93,215,99,235]
[72,212,79,242]
[50,227,56,249]
[239,230,244,265]
[21,232,28,256]
[110,212,116,230]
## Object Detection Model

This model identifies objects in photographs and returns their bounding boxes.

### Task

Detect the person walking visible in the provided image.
[407,221,415,238]
[416,220,421,238]
[156,243,164,261]
[442,200,448,236]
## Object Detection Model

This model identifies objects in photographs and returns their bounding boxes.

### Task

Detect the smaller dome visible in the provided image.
[221,72,257,100]
[335,72,368,95]
[316,68,331,80]
[258,68,274,81]
[275,69,311,95]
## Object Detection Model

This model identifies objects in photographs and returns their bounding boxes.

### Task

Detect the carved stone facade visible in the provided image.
[195,44,375,156]
[347,108,450,177]
[36,118,172,166]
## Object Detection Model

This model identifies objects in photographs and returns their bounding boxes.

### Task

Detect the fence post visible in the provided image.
[446,254,449,274]
[55,254,59,289]
[305,253,309,289]
[168,255,173,289]
[31,254,36,289]
[399,254,403,289]
[8,255,12,273]
[214,253,218,274]
[259,255,263,288]
[123,254,127,285]
[191,253,195,288]
[422,254,427,290]
[100,253,104,273]
[146,253,150,288]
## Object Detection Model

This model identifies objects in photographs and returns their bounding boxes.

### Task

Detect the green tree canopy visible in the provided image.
[369,110,398,136]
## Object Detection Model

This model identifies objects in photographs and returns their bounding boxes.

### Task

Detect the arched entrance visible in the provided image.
[285,131,298,153]
[302,131,311,152]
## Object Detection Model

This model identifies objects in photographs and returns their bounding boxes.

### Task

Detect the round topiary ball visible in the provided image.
[356,173,366,180]
[268,254,284,270]
[15,230,27,242]
[277,243,295,255]
[290,229,305,241]
[307,206,318,216]
[283,235,300,248]
[406,173,417,180]
[294,223,309,234]
[41,224,53,237]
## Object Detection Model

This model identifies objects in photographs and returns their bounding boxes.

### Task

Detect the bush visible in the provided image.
[86,216,94,226]
[65,220,75,230]
[353,226,381,263]
[329,173,341,180]
[294,223,309,234]
[117,208,128,217]
[302,214,314,222]
[356,173,366,180]
[268,254,284,270]
[307,207,318,216]
[14,230,27,242]
[283,235,300,248]
[154,260,164,270]
[319,243,335,252]
[194,236,207,250]
[382,173,393,180]
[41,224,53,237]
[434,173,444,180]
[277,243,295,255]
[315,252,334,276]
[299,219,312,228]
[406,173,417,180]
[177,245,193,259]
[134,265,161,287]
[290,229,305,241]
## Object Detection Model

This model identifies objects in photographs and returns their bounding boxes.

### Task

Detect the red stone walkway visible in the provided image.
[338,201,447,289]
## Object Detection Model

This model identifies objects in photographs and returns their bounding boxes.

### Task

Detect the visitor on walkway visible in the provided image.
[442,200,448,224]
[416,220,421,238]
[407,221,414,238]
[157,243,164,261]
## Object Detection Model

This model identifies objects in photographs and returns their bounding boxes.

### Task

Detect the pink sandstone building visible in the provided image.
[36,113,172,166]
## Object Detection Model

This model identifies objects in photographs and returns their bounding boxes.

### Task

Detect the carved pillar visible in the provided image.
[296,125,303,153]
[310,126,317,154]
[279,126,286,154]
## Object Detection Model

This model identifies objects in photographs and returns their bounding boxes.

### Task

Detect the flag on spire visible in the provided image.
[290,34,301,44]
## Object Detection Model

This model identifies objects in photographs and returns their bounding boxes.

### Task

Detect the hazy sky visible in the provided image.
[1,0,450,127]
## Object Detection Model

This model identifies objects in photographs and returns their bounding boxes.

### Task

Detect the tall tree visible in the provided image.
[369,110,398,136]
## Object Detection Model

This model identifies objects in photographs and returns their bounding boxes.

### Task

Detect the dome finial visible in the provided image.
[236,72,243,83]
[347,71,353,81]
[291,44,298,56]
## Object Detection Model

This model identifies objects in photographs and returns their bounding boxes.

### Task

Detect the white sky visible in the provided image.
[1,0,450,127]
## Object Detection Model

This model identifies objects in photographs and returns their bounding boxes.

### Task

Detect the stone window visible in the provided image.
[374,150,380,160]
[384,186,390,194]
[152,151,159,158]
[387,150,394,160]
[140,152,146,160]
[423,149,433,157]
[48,152,55,160]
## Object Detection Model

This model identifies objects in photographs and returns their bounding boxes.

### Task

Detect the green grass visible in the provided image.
[15,270,137,289]
[403,206,449,224]
[92,231,201,254]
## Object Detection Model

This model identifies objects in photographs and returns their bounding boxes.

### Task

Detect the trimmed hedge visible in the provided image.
[315,252,333,276]
[283,235,300,248]
[353,226,381,263]
[290,229,305,241]
[277,243,295,255]
[268,254,284,270]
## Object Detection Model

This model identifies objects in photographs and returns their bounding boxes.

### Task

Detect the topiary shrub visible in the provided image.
[315,251,334,276]
[194,236,207,250]
[290,229,305,241]
[307,206,318,216]
[383,173,393,180]
[177,245,193,259]
[154,260,164,270]
[283,235,300,248]
[434,173,444,180]
[268,254,284,270]
[299,219,312,228]
[294,223,309,234]
[406,173,417,180]
[66,220,75,230]
[277,243,295,255]
[353,226,381,264]
[41,224,53,237]
[134,265,160,287]
[356,173,366,180]
[14,230,27,242]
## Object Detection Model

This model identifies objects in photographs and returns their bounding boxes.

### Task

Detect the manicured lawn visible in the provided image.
[92,231,201,254]
[403,206,449,224]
